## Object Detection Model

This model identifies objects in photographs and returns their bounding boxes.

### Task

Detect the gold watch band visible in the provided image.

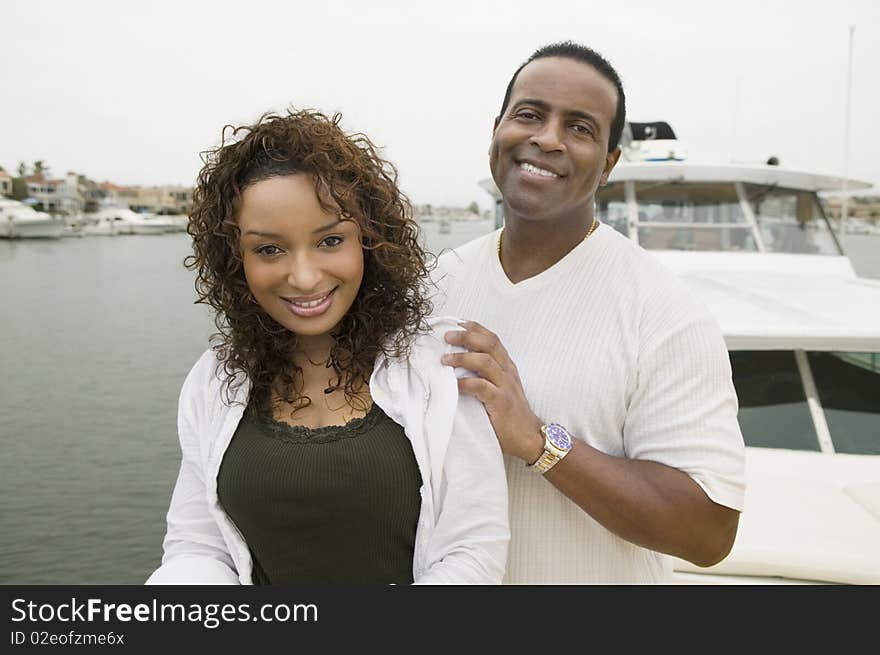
[531,449,562,474]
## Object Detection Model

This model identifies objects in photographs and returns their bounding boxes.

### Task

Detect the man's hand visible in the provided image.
[441,323,740,567]
[441,321,544,463]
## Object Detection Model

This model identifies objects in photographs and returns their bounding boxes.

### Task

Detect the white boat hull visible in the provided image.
[82,222,118,236]
[130,223,168,235]
[0,217,65,239]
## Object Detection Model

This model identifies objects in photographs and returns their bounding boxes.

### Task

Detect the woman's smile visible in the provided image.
[282,287,337,317]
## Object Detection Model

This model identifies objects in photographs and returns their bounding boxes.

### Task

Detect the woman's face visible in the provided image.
[237,174,364,348]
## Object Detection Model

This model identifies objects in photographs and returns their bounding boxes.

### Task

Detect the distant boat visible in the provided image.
[130,213,176,234]
[844,218,880,236]
[85,207,172,235]
[0,198,64,239]
[81,213,121,236]
[160,214,189,233]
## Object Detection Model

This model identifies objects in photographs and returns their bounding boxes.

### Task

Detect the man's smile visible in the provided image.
[517,159,563,179]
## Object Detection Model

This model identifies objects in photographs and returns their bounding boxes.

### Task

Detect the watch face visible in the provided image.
[545,424,572,451]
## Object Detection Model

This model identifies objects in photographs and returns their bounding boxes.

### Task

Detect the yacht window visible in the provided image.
[807,352,880,456]
[742,184,841,255]
[730,351,820,451]
[634,182,746,224]
[632,182,757,252]
[596,182,628,237]
[637,225,756,252]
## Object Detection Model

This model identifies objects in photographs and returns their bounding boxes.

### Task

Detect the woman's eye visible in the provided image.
[320,235,344,248]
[255,244,282,256]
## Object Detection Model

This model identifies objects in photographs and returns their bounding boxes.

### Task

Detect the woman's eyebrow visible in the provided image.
[312,218,343,234]
[242,230,282,238]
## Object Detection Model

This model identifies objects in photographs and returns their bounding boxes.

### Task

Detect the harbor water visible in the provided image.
[0,221,875,584]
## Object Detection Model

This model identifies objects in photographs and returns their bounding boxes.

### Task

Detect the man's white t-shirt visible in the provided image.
[432,224,746,583]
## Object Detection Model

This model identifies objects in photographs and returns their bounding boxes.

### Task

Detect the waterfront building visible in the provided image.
[0,170,12,197]
[823,194,880,224]
[126,185,193,215]
[25,171,86,215]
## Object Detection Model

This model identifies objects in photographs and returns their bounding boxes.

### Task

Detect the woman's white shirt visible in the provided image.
[145,316,509,585]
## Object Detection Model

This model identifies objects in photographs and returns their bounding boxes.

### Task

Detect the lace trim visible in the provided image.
[251,402,386,444]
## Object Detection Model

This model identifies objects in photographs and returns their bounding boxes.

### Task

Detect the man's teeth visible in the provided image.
[293,293,330,308]
[520,162,558,178]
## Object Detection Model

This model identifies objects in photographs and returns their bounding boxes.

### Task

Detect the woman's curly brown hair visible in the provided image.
[185,108,432,411]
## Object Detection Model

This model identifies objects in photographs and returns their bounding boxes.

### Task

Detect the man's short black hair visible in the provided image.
[497,41,626,152]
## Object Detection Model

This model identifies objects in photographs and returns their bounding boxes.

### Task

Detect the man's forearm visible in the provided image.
[542,440,740,567]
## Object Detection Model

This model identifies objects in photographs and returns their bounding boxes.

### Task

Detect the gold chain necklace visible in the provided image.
[497,215,599,258]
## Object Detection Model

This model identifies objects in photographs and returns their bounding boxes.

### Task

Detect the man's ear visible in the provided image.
[600,147,622,186]
[489,116,500,155]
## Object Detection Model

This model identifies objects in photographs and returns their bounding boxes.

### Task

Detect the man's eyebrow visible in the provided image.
[510,98,552,113]
[511,98,602,130]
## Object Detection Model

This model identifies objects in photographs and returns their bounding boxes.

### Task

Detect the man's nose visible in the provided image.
[529,119,565,152]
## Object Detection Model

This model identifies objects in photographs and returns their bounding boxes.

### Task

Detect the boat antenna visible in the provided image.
[840,25,855,236]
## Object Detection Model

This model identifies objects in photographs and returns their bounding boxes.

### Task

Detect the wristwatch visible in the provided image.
[529,423,573,474]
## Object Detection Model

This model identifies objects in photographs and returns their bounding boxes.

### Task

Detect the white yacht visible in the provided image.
[161,213,189,233]
[482,121,880,584]
[136,212,177,234]
[86,207,171,235]
[81,212,122,236]
[0,198,65,239]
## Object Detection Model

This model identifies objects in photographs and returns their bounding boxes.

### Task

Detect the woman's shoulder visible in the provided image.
[185,348,225,385]
[414,316,465,357]
[386,316,472,382]
[181,348,248,402]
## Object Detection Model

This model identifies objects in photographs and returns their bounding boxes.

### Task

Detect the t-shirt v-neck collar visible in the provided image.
[488,223,607,292]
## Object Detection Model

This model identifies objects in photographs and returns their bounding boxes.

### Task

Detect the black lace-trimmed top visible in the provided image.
[216,402,422,585]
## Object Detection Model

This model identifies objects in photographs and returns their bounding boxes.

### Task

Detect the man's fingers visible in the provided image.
[456,376,498,404]
[456,320,494,337]
[444,326,511,367]
[441,351,506,385]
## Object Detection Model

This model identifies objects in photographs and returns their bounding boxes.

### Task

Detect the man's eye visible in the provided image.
[320,236,344,248]
[572,124,593,135]
[255,244,282,256]
[514,109,541,121]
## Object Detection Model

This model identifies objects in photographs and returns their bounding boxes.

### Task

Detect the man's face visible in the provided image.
[489,57,621,224]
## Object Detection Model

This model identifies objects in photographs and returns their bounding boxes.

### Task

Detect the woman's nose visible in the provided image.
[286,254,321,292]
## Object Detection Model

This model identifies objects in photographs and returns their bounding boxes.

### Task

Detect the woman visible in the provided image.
[146,109,508,585]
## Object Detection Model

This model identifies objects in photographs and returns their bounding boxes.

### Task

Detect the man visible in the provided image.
[434,41,746,583]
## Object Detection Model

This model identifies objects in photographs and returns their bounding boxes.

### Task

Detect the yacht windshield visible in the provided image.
[633,181,756,251]
[742,184,841,255]
[597,180,843,255]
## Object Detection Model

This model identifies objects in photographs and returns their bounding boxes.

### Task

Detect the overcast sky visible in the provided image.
[3,0,878,210]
